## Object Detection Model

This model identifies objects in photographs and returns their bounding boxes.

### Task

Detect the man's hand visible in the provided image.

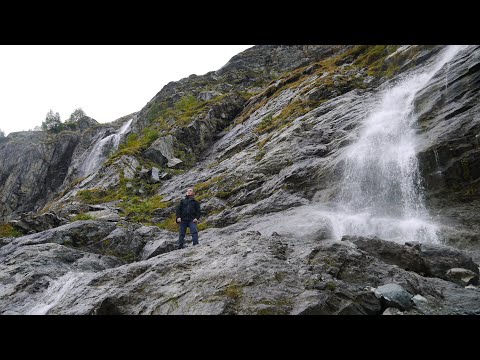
[193,218,198,223]
[177,217,181,223]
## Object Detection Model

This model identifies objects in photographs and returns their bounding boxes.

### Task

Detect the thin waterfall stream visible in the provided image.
[80,118,133,177]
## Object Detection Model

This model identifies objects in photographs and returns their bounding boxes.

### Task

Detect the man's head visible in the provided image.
[186,188,195,197]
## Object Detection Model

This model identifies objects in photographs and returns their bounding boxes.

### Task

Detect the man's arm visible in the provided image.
[195,201,201,221]
[176,201,182,222]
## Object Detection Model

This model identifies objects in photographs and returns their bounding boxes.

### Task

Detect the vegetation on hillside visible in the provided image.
[68,46,428,230]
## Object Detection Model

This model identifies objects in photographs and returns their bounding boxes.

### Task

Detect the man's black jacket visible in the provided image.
[176,196,201,222]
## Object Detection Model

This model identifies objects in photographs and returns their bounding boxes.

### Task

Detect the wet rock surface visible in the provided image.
[1,222,479,315]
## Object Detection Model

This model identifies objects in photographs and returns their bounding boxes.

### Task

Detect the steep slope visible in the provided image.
[1,45,479,315]
[415,46,480,254]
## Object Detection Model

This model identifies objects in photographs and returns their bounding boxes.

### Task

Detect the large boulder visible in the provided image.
[9,212,69,234]
[445,268,479,286]
[374,283,414,311]
[0,220,117,261]
[143,135,182,168]
[345,236,479,282]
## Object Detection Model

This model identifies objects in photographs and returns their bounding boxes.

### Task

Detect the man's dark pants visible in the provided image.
[177,220,199,249]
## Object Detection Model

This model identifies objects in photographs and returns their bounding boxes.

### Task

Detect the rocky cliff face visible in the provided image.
[1,45,479,315]
[0,115,136,223]
[0,131,79,221]
[415,46,480,255]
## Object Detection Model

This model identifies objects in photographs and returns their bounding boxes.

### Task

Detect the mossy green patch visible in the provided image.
[212,176,245,199]
[274,272,286,282]
[71,212,95,221]
[197,222,209,231]
[344,45,404,78]
[255,149,266,162]
[224,284,243,300]
[256,307,288,315]
[0,223,23,238]
[146,93,229,136]
[173,142,197,167]
[120,252,136,263]
[255,297,293,315]
[106,127,159,166]
[326,281,337,291]
[156,213,210,232]
[121,194,170,223]
[76,174,170,225]
[192,175,226,201]
[156,213,179,232]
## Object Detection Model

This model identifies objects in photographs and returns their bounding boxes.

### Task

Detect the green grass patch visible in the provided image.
[326,281,337,291]
[0,223,23,238]
[156,214,210,232]
[255,112,274,134]
[274,272,286,282]
[224,284,243,300]
[147,94,209,132]
[120,252,136,263]
[173,143,197,167]
[193,175,225,201]
[255,297,293,315]
[121,194,170,223]
[197,222,209,231]
[71,213,95,221]
[107,127,159,166]
[233,97,271,126]
[77,189,114,204]
[76,175,170,225]
[257,135,272,150]
[254,99,324,135]
[255,149,266,162]
[214,186,243,199]
[156,213,179,232]
[348,45,402,78]
[194,175,225,193]
[212,176,245,199]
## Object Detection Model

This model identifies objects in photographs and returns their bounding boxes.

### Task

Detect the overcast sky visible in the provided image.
[0,45,253,136]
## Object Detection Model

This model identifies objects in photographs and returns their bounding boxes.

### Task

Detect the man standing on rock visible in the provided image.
[176,187,201,249]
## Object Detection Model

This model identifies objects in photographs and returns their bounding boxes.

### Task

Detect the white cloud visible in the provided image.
[0,45,253,135]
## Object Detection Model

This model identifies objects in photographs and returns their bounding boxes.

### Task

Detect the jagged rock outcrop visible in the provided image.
[172,92,247,158]
[8,212,68,234]
[344,236,479,279]
[0,131,80,222]
[374,284,415,311]
[131,46,350,134]
[414,45,480,258]
[143,135,182,168]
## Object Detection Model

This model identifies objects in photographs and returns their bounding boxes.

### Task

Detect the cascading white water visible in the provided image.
[328,45,466,244]
[25,272,83,315]
[80,118,133,177]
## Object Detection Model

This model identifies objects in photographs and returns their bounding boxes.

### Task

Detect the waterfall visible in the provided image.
[327,45,466,244]
[80,118,133,177]
[25,272,83,315]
